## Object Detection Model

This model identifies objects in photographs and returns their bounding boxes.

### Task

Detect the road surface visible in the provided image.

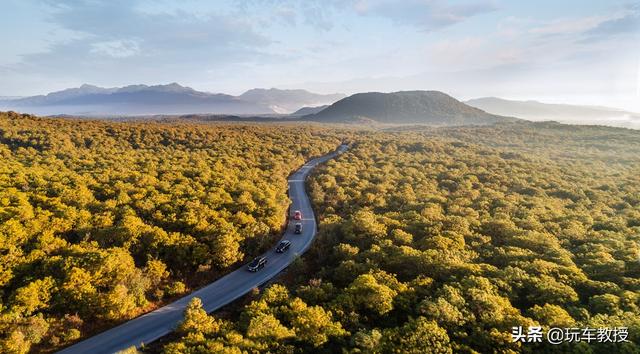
[57,144,349,354]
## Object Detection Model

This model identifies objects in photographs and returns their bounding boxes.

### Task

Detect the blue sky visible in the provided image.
[1,0,639,110]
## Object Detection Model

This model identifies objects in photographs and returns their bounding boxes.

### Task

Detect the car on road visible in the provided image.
[247,256,267,272]
[275,240,291,253]
[294,223,303,234]
[293,210,302,220]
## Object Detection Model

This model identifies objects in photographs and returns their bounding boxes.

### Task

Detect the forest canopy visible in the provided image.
[1,110,639,353]
[165,122,640,353]
[0,111,342,352]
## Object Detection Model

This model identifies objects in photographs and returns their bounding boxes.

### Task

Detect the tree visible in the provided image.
[529,304,575,327]
[589,294,621,315]
[246,313,294,341]
[210,231,244,269]
[344,273,398,316]
[289,298,347,347]
[102,284,139,320]
[145,259,169,287]
[352,329,382,352]
[382,317,452,354]
[61,267,97,316]
[261,284,290,306]
[0,330,31,354]
[11,277,55,316]
[177,297,219,335]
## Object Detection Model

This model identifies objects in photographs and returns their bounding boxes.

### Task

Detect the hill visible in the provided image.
[466,97,640,129]
[238,89,344,114]
[306,91,519,125]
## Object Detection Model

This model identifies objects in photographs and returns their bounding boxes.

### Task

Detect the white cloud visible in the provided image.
[529,16,608,35]
[353,0,497,31]
[8,0,273,90]
[90,39,140,58]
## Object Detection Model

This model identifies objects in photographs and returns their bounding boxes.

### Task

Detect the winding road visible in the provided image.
[57,144,348,354]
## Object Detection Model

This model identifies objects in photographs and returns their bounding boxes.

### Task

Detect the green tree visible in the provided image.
[289,298,347,347]
[177,297,219,335]
[344,273,398,315]
[382,317,452,354]
[11,277,55,315]
[246,313,294,341]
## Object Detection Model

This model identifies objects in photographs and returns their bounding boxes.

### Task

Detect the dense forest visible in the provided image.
[164,122,640,353]
[1,110,639,353]
[0,111,343,353]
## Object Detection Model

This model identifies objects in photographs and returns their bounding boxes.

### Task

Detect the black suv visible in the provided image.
[247,256,267,272]
[276,240,291,253]
[294,223,303,234]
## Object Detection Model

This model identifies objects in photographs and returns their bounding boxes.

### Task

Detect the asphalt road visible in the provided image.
[57,144,348,354]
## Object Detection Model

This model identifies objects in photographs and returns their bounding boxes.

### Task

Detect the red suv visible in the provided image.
[293,210,302,220]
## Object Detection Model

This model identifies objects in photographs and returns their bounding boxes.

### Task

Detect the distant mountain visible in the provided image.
[238,88,345,114]
[0,83,269,116]
[0,84,345,116]
[291,105,329,116]
[466,97,640,129]
[306,91,519,125]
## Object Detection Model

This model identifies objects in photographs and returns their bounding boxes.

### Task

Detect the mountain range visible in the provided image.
[467,97,640,129]
[304,91,518,125]
[5,84,635,129]
[0,84,345,116]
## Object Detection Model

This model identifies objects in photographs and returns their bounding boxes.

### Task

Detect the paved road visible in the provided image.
[57,144,348,354]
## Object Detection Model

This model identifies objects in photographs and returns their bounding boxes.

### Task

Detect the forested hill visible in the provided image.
[306,91,520,125]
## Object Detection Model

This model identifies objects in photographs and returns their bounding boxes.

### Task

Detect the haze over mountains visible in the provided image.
[4,83,638,129]
[305,91,519,125]
[238,89,344,114]
[291,105,329,116]
[0,83,345,116]
[467,97,640,129]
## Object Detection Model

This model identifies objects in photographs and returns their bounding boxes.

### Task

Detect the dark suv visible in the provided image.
[247,256,267,272]
[275,240,291,253]
[294,223,303,234]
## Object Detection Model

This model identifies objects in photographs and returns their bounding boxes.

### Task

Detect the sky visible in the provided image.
[1,0,639,111]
